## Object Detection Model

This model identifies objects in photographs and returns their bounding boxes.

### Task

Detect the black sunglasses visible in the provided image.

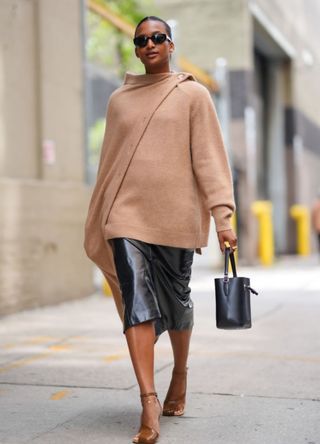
[133,33,172,48]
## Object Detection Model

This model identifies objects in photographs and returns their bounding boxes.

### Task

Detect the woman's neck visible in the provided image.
[145,63,171,75]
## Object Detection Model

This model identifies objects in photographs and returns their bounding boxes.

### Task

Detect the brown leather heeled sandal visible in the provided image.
[132,392,162,444]
[163,367,188,416]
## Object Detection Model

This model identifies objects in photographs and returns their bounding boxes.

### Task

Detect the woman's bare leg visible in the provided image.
[125,321,161,433]
[168,328,192,372]
[125,321,156,393]
[165,329,192,402]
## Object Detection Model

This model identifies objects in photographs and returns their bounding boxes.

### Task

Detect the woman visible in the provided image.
[84,15,237,444]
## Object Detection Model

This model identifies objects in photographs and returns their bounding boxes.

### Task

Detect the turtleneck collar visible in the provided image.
[124,71,178,85]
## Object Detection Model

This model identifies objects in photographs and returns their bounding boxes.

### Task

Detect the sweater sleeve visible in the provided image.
[189,84,235,232]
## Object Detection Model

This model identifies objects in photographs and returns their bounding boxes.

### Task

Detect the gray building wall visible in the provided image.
[0,0,94,315]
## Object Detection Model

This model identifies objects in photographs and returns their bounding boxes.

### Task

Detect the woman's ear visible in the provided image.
[135,47,140,59]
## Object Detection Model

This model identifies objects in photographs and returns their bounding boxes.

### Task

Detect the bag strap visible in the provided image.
[223,247,237,281]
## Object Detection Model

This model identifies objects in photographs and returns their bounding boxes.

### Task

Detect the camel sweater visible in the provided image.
[84,71,235,319]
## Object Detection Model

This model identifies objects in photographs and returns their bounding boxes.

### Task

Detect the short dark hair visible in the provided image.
[134,16,172,39]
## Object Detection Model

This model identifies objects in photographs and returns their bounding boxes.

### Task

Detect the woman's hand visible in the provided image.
[217,229,237,253]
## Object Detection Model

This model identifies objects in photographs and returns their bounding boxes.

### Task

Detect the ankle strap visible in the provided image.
[140,392,158,399]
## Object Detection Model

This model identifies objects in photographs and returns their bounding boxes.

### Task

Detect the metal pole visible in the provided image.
[214,58,232,164]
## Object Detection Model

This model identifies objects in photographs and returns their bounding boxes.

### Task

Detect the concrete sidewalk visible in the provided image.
[0,255,319,443]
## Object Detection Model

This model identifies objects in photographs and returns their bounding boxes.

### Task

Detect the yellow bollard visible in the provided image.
[290,205,311,256]
[251,200,274,266]
[102,279,112,297]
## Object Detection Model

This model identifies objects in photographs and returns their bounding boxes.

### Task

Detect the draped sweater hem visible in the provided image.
[104,223,208,248]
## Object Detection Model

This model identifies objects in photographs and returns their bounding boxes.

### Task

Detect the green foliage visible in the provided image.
[105,0,152,25]
[86,0,158,77]
[88,118,105,168]
[86,0,159,176]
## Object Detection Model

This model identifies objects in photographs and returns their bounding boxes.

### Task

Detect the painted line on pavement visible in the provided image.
[0,352,53,374]
[0,348,130,374]
[0,343,74,374]
[48,344,70,351]
[50,389,71,400]
[1,337,59,349]
[103,352,128,363]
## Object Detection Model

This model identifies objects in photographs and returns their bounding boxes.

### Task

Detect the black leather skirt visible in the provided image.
[109,238,195,337]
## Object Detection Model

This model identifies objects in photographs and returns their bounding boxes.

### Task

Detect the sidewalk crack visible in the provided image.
[192,390,320,403]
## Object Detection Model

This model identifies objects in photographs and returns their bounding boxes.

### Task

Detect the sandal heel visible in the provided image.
[163,367,188,417]
[132,392,162,444]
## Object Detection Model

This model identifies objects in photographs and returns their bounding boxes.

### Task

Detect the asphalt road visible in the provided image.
[0,255,319,444]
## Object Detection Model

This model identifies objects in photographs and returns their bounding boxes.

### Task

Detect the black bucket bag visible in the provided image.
[215,247,258,329]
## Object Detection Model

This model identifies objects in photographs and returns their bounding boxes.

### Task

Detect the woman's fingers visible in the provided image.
[217,230,238,252]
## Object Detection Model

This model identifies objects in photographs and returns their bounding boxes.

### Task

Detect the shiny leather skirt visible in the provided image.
[110,238,195,337]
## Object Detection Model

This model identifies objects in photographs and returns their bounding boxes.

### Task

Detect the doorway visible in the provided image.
[253,19,292,254]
